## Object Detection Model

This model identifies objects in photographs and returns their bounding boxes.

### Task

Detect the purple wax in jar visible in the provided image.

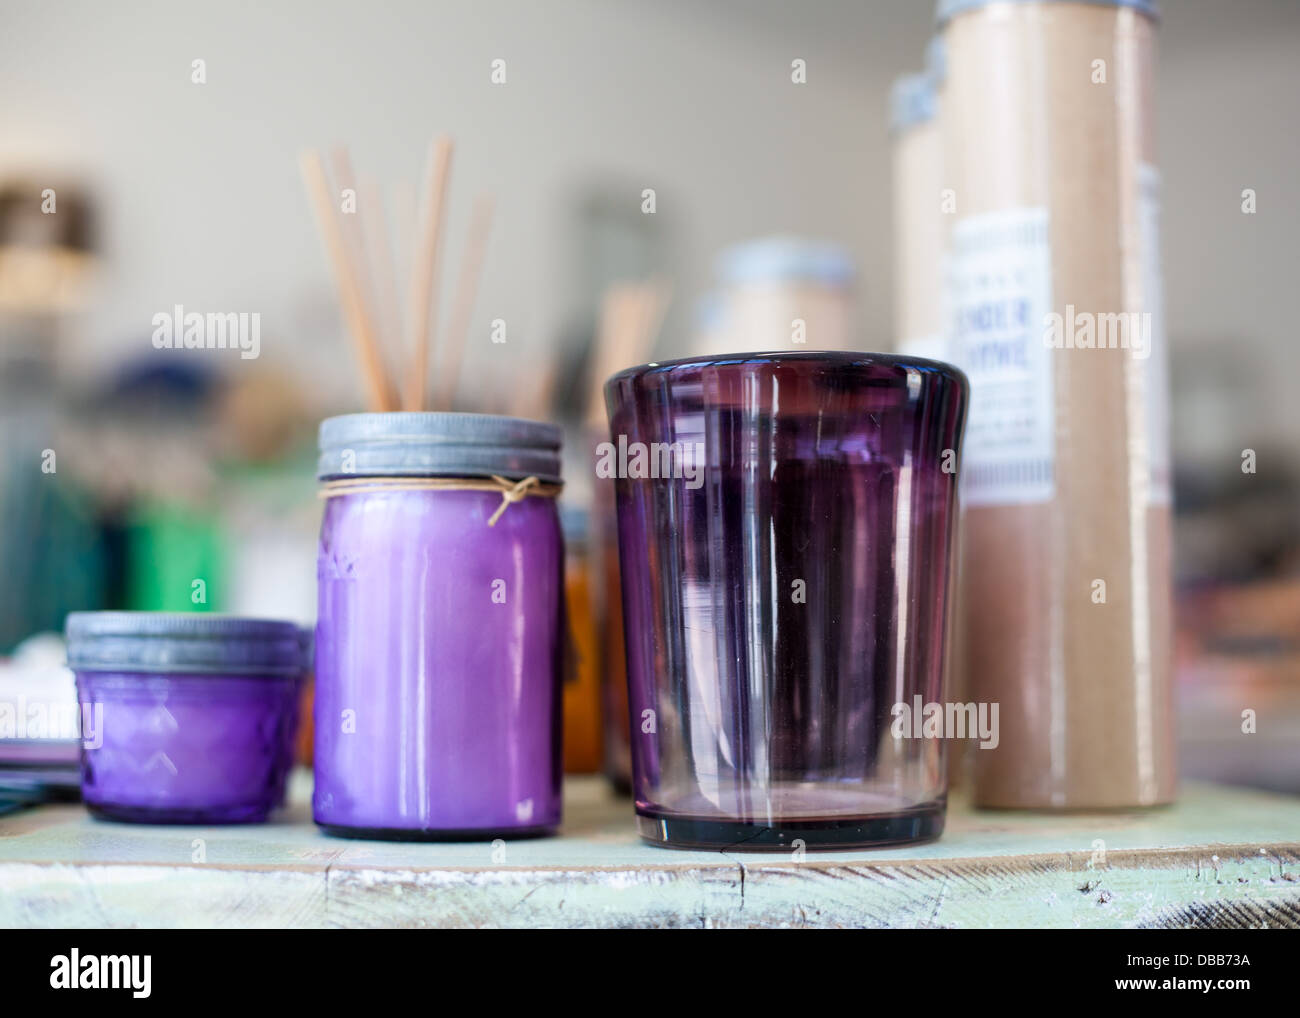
[312,413,564,840]
[75,671,298,823]
[65,613,305,825]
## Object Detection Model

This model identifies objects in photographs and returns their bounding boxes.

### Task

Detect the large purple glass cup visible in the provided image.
[313,413,564,840]
[605,352,967,850]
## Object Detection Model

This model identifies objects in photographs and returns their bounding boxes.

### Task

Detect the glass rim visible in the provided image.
[604,349,968,392]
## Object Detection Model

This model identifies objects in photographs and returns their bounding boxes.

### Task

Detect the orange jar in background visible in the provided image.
[562,505,603,773]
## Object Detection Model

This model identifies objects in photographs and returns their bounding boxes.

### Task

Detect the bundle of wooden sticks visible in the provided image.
[299,135,491,413]
[302,135,669,422]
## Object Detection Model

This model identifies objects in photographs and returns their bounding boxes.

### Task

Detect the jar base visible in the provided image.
[317,821,558,842]
[635,801,945,851]
[87,802,271,825]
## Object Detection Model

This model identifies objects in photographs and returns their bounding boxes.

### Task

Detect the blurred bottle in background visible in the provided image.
[889,70,945,362]
[704,236,857,355]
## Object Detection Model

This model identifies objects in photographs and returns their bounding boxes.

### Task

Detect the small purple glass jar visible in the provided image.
[65,612,305,824]
[313,413,564,840]
[605,352,968,849]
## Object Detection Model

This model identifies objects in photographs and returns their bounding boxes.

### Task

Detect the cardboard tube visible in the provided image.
[941,0,1174,808]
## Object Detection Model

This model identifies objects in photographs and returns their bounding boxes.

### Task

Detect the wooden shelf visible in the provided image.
[2,774,1298,928]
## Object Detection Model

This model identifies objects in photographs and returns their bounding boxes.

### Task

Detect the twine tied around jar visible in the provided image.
[318,475,561,527]
[485,475,541,526]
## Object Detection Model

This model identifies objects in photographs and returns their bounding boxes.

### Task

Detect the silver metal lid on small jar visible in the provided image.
[65,612,307,676]
[317,412,563,484]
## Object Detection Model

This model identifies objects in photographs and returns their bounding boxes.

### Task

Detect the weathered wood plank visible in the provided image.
[0,862,330,929]
[2,775,1298,928]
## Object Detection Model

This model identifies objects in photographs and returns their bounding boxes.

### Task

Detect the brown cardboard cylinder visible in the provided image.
[942,0,1175,808]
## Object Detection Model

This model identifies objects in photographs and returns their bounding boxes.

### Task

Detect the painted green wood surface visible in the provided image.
[1,774,1297,928]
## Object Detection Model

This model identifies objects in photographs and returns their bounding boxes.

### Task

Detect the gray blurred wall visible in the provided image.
[0,0,1296,441]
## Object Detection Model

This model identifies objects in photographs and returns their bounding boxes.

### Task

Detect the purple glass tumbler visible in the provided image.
[313,413,564,840]
[605,352,967,849]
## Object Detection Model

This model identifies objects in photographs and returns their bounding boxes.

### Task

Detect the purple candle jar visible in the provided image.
[605,352,967,849]
[65,612,305,824]
[313,413,564,840]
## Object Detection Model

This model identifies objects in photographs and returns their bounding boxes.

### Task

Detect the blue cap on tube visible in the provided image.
[716,237,855,289]
[889,72,937,135]
[935,0,1159,27]
[926,35,946,87]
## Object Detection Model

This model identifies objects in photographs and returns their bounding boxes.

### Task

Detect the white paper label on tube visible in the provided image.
[947,207,1055,506]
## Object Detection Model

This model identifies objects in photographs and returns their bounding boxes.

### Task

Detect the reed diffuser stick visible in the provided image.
[329,147,394,382]
[637,279,671,362]
[437,193,494,411]
[404,135,454,412]
[584,284,634,430]
[584,280,670,429]
[328,148,375,316]
[511,359,558,421]
[361,172,403,366]
[299,149,395,411]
